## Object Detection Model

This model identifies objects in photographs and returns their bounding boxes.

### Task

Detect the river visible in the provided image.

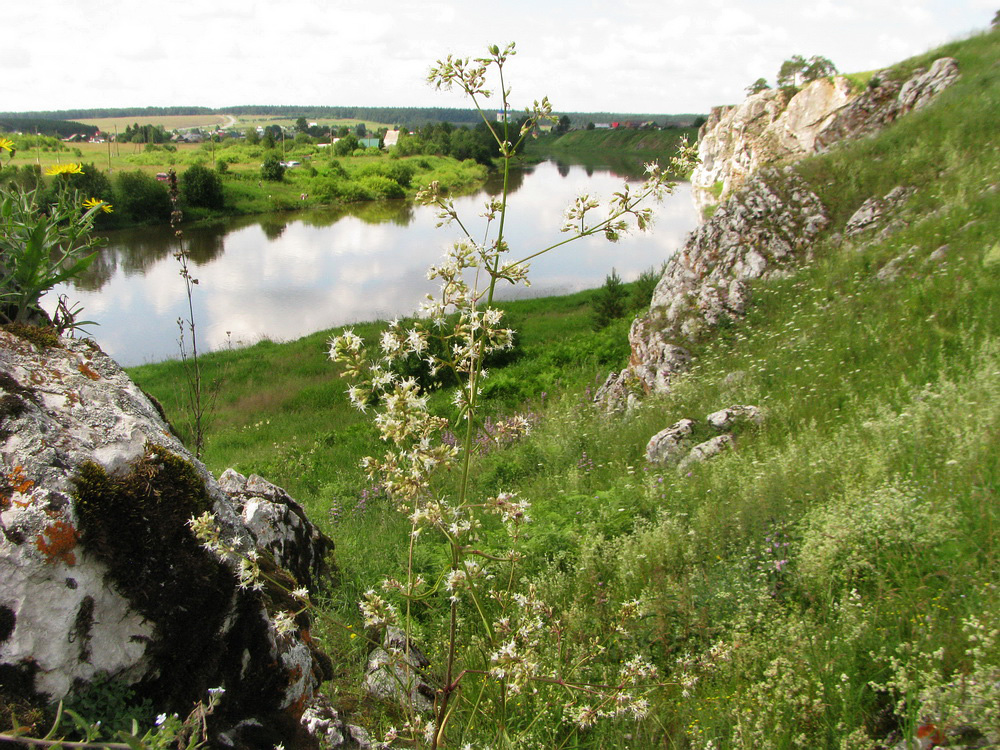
[48,160,699,366]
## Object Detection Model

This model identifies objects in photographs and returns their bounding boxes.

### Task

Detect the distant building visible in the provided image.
[359,137,381,149]
[382,130,400,148]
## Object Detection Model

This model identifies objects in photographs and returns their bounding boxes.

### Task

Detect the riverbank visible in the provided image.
[129,28,1000,747]
[0,135,491,229]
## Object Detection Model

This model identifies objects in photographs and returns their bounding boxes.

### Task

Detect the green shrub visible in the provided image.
[112,170,171,224]
[260,154,285,182]
[591,269,627,329]
[181,164,224,209]
[358,174,404,200]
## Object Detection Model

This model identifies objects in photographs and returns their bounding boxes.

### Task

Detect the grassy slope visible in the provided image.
[130,29,1000,748]
[532,127,699,156]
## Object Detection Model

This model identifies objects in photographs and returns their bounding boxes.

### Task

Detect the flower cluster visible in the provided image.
[326,42,698,749]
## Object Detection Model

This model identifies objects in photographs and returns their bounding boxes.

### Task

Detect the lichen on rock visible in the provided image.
[0,328,335,746]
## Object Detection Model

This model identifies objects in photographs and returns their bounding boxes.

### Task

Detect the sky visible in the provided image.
[4,0,994,116]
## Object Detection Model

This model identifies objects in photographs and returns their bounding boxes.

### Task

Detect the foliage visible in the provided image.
[591,268,628,329]
[746,76,771,95]
[125,26,1000,750]
[118,122,170,144]
[180,164,224,209]
[0,183,107,325]
[776,54,838,89]
[629,263,663,310]
[323,42,696,749]
[113,170,171,224]
[259,154,285,181]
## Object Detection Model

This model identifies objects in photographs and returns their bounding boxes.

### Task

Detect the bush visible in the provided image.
[359,175,404,200]
[260,155,285,182]
[112,170,171,224]
[356,161,415,188]
[181,164,224,209]
[592,268,628,329]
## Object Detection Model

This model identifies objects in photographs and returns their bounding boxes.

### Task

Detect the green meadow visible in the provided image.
[121,26,1000,748]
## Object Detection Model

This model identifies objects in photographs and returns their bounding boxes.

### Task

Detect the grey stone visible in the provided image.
[0,330,332,746]
[364,626,435,714]
[679,435,734,471]
[691,59,958,212]
[645,419,696,464]
[706,405,762,431]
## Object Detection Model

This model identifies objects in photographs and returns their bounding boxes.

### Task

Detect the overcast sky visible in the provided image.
[4,0,993,116]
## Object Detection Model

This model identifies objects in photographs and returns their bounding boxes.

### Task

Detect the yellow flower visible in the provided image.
[0,137,14,152]
[44,163,84,176]
[83,197,113,214]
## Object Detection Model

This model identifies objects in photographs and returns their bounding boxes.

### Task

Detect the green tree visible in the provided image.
[592,268,628,329]
[181,164,224,209]
[777,54,837,89]
[804,55,837,81]
[355,122,367,138]
[295,117,308,133]
[260,155,285,182]
[554,114,571,134]
[333,134,359,156]
[245,127,260,145]
[113,170,171,224]
[777,55,808,88]
[746,77,771,96]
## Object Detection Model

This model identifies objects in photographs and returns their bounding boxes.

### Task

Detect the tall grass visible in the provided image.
[131,28,1000,748]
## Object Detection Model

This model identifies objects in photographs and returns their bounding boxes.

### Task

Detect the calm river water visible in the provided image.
[48,160,698,366]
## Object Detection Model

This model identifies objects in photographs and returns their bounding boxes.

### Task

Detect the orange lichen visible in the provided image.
[77,363,100,381]
[7,465,34,495]
[35,520,80,566]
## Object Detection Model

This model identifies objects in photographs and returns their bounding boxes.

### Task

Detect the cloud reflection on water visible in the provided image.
[51,162,697,366]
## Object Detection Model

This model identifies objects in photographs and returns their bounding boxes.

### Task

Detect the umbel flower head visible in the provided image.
[44,162,84,176]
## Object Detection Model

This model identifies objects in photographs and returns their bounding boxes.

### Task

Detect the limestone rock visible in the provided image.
[301,695,374,749]
[678,435,734,471]
[0,329,333,746]
[693,59,959,212]
[845,187,917,238]
[593,369,642,414]
[218,468,332,591]
[596,168,827,412]
[645,419,696,464]
[706,405,763,431]
[363,626,435,714]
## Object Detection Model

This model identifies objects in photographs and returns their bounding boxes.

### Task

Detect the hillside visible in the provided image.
[529,126,699,159]
[123,26,1000,748]
[2,25,998,750]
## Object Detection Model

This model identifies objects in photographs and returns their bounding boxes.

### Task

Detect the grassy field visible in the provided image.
[76,114,232,133]
[58,25,1000,748]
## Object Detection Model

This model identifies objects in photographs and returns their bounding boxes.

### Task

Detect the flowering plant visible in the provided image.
[0,178,110,327]
[329,43,696,748]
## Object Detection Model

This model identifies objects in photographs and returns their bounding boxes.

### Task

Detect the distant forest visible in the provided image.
[0,116,98,138]
[0,105,703,130]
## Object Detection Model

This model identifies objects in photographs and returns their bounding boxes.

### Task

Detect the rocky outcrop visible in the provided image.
[363,626,435,714]
[0,328,334,747]
[645,419,695,463]
[645,406,761,470]
[692,58,959,213]
[596,168,828,411]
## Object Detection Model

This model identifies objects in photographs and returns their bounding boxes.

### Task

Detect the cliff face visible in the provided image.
[597,57,960,413]
[690,58,960,214]
[0,330,334,747]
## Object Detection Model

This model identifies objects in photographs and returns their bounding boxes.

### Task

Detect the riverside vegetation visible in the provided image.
[0,129,491,229]
[3,23,999,750]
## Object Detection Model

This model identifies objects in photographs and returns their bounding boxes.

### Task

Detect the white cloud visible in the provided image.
[2,1,993,114]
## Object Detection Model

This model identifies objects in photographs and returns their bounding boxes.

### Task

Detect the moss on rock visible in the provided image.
[71,445,237,711]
